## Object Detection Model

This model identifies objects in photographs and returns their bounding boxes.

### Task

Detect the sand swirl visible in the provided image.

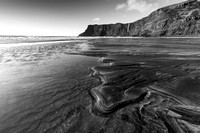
[88,56,200,132]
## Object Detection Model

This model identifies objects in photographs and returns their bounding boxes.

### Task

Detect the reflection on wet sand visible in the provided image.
[0,39,100,133]
[1,37,200,132]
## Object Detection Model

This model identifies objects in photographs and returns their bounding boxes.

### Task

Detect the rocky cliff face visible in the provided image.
[79,0,200,37]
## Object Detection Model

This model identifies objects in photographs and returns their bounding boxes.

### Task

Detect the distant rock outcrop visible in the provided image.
[79,0,200,37]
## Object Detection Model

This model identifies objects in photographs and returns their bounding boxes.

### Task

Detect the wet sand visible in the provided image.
[1,37,200,132]
[0,39,100,133]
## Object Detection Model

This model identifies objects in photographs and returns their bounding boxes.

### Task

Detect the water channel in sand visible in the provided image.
[1,37,200,132]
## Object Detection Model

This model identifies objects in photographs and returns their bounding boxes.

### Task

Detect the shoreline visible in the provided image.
[78,36,200,39]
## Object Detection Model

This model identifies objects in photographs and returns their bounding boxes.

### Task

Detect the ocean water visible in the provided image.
[0,37,200,133]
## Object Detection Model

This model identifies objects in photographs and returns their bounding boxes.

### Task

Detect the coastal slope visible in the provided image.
[80,0,200,37]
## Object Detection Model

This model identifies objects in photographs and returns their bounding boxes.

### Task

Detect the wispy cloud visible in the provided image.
[116,3,126,10]
[116,0,183,13]
[127,0,158,12]
[116,0,158,12]
[93,17,101,22]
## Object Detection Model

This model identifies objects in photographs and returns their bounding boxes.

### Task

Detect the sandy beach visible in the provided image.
[1,37,200,132]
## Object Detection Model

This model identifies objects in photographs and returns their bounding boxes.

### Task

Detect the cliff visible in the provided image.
[79,0,200,37]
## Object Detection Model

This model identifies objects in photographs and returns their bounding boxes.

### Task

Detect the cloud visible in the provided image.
[116,0,158,12]
[93,17,101,22]
[116,0,183,13]
[127,0,158,12]
[116,3,126,10]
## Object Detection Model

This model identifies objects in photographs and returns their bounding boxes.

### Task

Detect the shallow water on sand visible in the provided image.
[1,37,200,132]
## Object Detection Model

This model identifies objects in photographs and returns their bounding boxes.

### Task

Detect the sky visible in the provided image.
[0,0,184,36]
